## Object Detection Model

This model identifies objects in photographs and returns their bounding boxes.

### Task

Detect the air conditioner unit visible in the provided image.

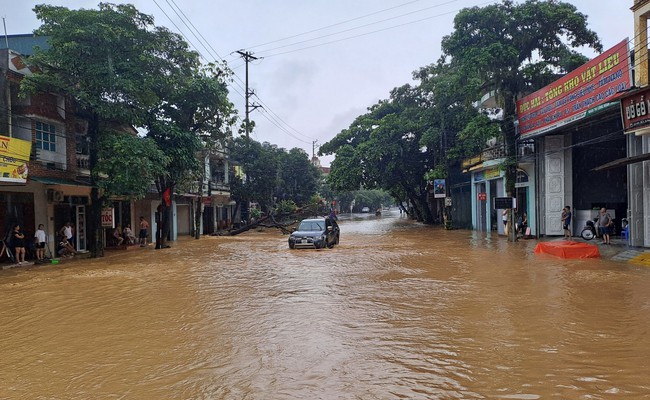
[47,189,64,203]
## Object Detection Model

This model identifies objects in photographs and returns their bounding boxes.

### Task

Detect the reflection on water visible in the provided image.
[1,209,650,399]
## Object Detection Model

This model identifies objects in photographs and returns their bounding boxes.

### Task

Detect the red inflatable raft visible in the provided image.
[534,240,600,259]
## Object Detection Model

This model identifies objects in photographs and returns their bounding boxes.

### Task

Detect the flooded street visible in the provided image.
[2,210,650,399]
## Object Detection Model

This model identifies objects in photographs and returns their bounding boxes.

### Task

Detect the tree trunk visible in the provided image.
[502,90,518,242]
[194,197,202,239]
[87,112,103,257]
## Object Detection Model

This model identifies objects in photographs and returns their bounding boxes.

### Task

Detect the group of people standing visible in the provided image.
[4,216,151,265]
[562,205,613,244]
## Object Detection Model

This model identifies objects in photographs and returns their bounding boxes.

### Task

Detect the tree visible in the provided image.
[229,138,322,220]
[24,4,236,250]
[96,131,170,200]
[321,84,438,223]
[22,3,186,255]
[229,138,281,216]
[278,148,320,206]
[145,65,236,246]
[440,0,601,199]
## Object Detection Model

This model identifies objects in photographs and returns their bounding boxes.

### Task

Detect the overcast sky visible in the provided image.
[4,0,635,166]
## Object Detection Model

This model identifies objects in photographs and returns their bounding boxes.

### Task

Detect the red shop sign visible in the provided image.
[517,39,631,138]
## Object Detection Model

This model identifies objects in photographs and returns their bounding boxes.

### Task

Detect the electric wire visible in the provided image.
[253,0,460,55]
[151,0,247,102]
[241,0,455,52]
[155,0,315,144]
[257,1,494,58]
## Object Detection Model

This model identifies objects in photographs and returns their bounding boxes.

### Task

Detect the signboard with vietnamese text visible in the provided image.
[478,192,487,201]
[494,197,516,210]
[474,168,501,182]
[0,135,32,183]
[517,39,631,138]
[101,208,115,229]
[620,86,650,133]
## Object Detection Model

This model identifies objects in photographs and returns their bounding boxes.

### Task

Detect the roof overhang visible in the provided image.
[592,152,650,171]
[30,176,92,187]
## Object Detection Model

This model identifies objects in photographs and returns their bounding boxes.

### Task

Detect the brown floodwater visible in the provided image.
[1,210,650,399]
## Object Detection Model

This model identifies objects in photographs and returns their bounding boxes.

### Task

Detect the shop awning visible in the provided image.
[592,153,650,171]
[30,176,92,186]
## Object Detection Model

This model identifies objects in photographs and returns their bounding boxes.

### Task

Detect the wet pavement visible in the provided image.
[1,210,650,399]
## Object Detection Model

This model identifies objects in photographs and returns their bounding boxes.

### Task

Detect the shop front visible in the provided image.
[517,39,632,238]
[471,163,505,233]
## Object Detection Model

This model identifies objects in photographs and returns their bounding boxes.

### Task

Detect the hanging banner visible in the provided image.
[433,179,446,198]
[517,39,632,138]
[0,135,32,183]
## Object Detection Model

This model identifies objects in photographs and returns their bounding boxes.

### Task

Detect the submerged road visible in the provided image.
[1,210,649,399]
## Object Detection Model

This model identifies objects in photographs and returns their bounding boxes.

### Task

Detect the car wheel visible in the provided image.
[314,242,321,249]
[289,242,295,249]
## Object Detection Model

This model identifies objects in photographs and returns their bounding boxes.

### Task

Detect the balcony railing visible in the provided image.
[209,180,230,192]
[461,144,507,170]
[77,154,90,170]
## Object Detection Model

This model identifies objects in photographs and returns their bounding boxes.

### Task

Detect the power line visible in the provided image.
[241,0,435,51]
[153,0,312,145]
[259,2,494,58]
[253,0,460,55]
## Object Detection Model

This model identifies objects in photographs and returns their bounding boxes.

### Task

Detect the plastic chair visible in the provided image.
[621,225,629,242]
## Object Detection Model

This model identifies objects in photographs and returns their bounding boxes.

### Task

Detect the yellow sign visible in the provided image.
[0,135,32,183]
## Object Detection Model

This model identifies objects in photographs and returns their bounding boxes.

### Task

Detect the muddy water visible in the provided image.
[1,211,650,399]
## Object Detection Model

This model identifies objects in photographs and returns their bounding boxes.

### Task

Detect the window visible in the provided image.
[35,122,56,152]
[76,134,90,155]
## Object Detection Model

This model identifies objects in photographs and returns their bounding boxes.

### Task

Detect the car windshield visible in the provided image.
[298,221,324,231]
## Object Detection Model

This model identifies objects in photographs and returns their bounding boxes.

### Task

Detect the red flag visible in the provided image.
[163,187,172,207]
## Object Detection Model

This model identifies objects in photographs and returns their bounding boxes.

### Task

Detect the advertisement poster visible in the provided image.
[101,208,115,229]
[433,179,446,198]
[517,39,631,138]
[0,135,32,183]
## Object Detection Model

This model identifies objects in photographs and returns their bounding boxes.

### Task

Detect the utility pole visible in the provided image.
[236,50,261,137]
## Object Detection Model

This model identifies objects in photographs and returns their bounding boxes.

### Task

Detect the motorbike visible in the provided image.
[580,217,616,240]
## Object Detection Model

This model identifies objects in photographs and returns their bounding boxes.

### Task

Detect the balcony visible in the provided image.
[77,154,90,171]
[209,180,230,194]
[461,144,507,172]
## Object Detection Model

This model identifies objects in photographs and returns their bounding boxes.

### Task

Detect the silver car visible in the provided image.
[288,217,340,249]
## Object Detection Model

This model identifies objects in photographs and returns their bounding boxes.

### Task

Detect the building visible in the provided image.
[464,38,632,239]
[1,42,93,255]
[614,0,650,248]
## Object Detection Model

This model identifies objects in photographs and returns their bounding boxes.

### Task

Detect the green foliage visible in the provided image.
[447,114,500,161]
[320,84,437,222]
[96,131,170,200]
[441,0,601,194]
[23,3,171,124]
[424,165,447,182]
[278,148,321,206]
[249,207,262,219]
[275,199,297,214]
[229,138,320,211]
